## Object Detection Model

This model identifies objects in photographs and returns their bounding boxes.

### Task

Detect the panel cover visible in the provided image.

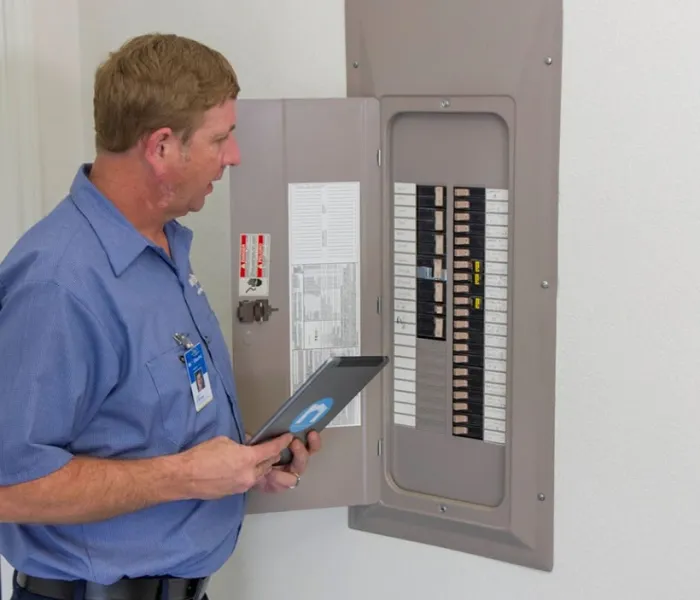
[345,0,562,571]
[229,98,383,513]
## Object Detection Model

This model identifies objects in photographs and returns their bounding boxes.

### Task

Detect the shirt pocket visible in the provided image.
[145,345,218,450]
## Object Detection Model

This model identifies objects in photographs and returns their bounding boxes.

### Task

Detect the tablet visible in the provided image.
[247,355,389,465]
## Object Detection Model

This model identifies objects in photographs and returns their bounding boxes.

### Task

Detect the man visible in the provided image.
[0,33,320,600]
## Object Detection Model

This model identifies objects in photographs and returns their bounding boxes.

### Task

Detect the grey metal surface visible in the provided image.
[387,107,510,509]
[229,98,383,513]
[345,0,562,571]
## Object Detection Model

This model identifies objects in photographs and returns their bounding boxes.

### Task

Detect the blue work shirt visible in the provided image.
[0,165,246,584]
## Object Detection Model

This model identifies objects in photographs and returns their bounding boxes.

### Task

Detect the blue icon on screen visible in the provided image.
[290,397,334,433]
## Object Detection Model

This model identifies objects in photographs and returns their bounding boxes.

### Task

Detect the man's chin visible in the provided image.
[180,189,211,215]
[189,199,206,213]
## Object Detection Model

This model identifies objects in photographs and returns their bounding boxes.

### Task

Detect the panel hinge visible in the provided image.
[376,148,382,167]
[377,438,383,456]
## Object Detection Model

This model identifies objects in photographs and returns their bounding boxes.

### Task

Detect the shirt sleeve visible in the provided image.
[0,279,120,486]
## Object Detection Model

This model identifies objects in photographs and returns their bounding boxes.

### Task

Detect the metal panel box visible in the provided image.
[229,0,561,571]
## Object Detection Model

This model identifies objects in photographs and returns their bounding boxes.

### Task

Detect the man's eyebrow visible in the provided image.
[213,125,236,140]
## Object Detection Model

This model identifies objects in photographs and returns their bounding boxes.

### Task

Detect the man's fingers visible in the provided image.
[248,432,320,491]
[265,469,298,491]
[274,470,299,489]
[307,431,322,454]
[253,456,278,480]
[288,438,309,475]
[251,433,293,463]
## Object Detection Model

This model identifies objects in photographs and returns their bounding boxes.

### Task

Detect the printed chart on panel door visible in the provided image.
[287,181,363,428]
[392,182,509,444]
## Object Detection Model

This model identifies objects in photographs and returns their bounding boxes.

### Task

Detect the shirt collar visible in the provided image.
[69,163,193,278]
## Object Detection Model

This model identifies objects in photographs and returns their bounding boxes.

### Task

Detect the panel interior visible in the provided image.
[388,110,510,508]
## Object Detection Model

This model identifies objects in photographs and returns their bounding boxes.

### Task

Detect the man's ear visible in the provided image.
[143,127,178,175]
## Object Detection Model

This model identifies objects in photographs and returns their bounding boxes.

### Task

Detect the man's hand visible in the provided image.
[177,433,294,500]
[252,431,322,494]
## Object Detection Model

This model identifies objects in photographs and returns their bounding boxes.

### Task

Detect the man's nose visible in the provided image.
[224,136,241,167]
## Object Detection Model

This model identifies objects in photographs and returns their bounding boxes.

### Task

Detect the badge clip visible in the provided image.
[173,333,195,350]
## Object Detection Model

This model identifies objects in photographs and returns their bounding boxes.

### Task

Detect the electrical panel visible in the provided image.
[230,0,561,570]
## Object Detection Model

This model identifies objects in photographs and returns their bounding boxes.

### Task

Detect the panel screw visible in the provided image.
[352,61,359,68]
[541,281,549,289]
[440,99,451,109]
[439,505,447,513]
[544,57,553,65]
[538,493,546,501]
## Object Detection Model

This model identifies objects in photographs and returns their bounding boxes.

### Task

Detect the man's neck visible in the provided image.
[88,154,170,251]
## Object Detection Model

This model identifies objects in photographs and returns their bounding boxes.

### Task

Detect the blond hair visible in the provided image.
[93,33,240,153]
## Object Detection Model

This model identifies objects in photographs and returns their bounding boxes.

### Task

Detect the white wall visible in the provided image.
[5,0,700,598]
[0,559,8,600]
[32,0,85,208]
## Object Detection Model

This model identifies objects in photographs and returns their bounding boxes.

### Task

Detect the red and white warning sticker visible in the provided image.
[238,233,270,297]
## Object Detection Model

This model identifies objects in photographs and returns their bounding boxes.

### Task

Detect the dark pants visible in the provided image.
[11,582,47,600]
[11,572,210,600]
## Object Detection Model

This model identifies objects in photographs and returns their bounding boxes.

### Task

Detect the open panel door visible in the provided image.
[229,98,383,514]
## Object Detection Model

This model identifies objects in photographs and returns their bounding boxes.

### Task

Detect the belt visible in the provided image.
[15,572,209,600]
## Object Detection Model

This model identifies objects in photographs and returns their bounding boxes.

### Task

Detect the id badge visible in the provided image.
[184,343,214,412]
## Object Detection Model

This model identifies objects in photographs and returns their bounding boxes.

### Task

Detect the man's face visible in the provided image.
[155,99,240,218]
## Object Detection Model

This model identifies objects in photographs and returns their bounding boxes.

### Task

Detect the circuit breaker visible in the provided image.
[230,0,561,570]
